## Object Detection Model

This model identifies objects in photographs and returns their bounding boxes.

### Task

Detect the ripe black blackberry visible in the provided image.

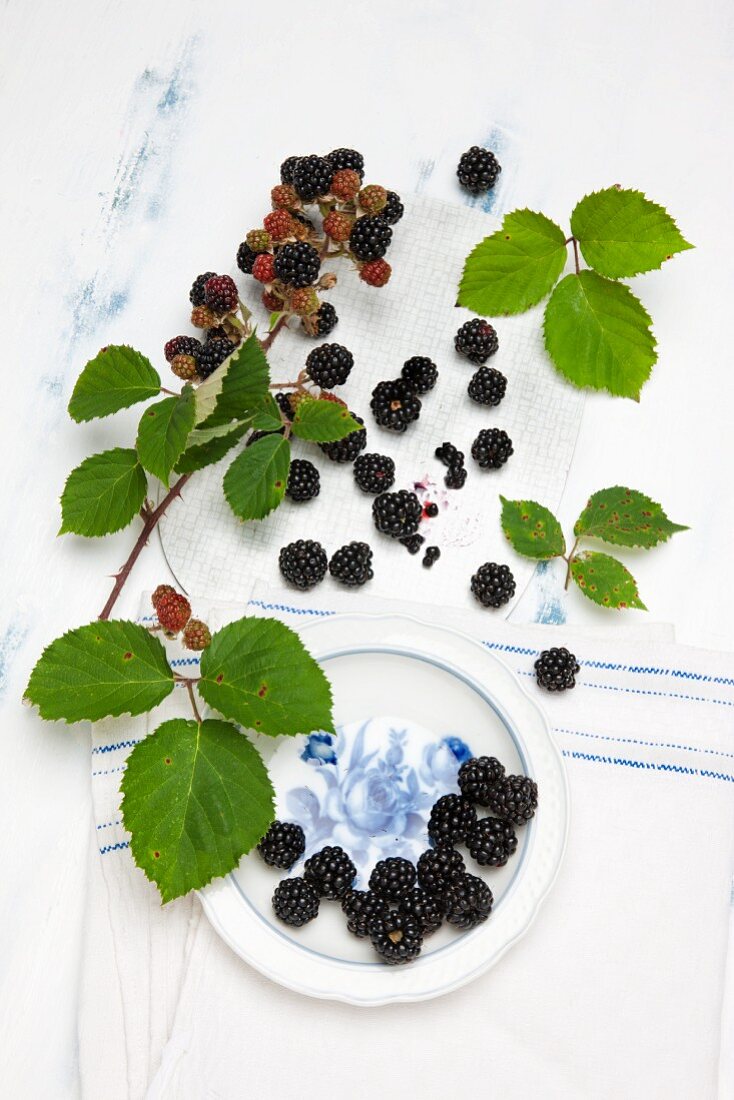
[329,541,374,587]
[370,379,421,433]
[486,775,539,826]
[280,155,301,185]
[353,452,395,494]
[458,755,506,806]
[401,356,438,394]
[196,337,236,379]
[204,274,238,315]
[445,872,493,930]
[399,887,445,935]
[372,490,422,539]
[292,154,333,201]
[445,466,467,490]
[206,324,241,346]
[535,647,581,692]
[303,845,357,899]
[272,877,320,927]
[455,318,499,364]
[246,427,284,448]
[273,241,321,288]
[236,241,258,275]
[457,146,502,194]
[325,147,365,179]
[370,911,423,965]
[427,793,477,846]
[383,190,404,225]
[164,335,202,363]
[257,820,306,869]
[466,817,518,868]
[318,414,366,463]
[305,343,354,388]
[275,392,298,421]
[278,539,328,590]
[471,428,513,469]
[400,533,425,555]
[471,562,516,608]
[341,889,389,938]
[435,442,464,467]
[423,502,439,518]
[304,301,338,337]
[349,214,392,262]
[468,367,507,407]
[286,459,320,503]
[189,271,217,307]
[368,857,417,901]
[416,846,466,896]
[422,546,441,568]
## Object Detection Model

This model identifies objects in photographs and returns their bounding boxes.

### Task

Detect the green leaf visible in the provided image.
[570,551,647,610]
[24,620,174,722]
[174,420,250,474]
[500,496,566,559]
[121,718,274,903]
[68,345,161,422]
[199,617,334,737]
[135,388,196,487]
[269,311,284,330]
[222,434,290,521]
[570,188,693,279]
[290,397,361,442]
[195,333,270,426]
[458,209,568,316]
[543,271,656,399]
[59,448,147,537]
[249,392,283,432]
[574,486,688,549]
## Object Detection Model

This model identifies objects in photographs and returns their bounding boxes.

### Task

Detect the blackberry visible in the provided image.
[189,271,217,307]
[372,490,422,539]
[275,392,298,421]
[341,889,389,938]
[400,533,425,555]
[445,872,493,930]
[312,301,338,336]
[280,155,301,185]
[370,379,421,433]
[368,857,417,901]
[423,502,439,518]
[206,324,241,346]
[383,190,405,225]
[399,887,445,935]
[305,343,354,388]
[401,356,438,394]
[422,546,441,568]
[349,215,392,262]
[246,427,284,447]
[416,846,466,896]
[370,911,423,965]
[468,367,507,407]
[435,442,464,467]
[164,335,202,363]
[535,647,581,692]
[471,428,513,469]
[458,755,506,806]
[236,241,258,275]
[353,452,395,494]
[274,241,321,288]
[457,146,502,194]
[257,820,306,869]
[455,318,499,364]
[195,337,236,379]
[286,459,320,503]
[325,147,365,180]
[292,154,333,201]
[318,414,366,463]
[204,274,238,315]
[278,539,328,590]
[329,542,374,587]
[466,817,518,868]
[486,775,539,825]
[471,562,516,608]
[303,845,356,899]
[272,877,320,927]
[427,793,477,846]
[445,465,467,490]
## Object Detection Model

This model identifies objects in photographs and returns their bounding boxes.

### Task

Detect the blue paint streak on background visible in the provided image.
[533,561,567,625]
[0,623,28,699]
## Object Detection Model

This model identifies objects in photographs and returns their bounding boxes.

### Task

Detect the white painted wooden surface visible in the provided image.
[1,0,732,1094]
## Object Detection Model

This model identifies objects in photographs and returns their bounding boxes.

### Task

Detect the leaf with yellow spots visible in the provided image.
[574,486,688,549]
[570,551,647,610]
[500,496,566,560]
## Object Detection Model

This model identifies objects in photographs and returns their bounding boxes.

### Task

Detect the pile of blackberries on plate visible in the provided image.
[259,754,538,966]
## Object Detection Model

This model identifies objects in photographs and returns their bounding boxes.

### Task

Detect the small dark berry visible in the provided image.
[353,452,395,494]
[400,533,425,555]
[427,793,477,846]
[471,428,513,469]
[458,756,505,806]
[471,562,516,608]
[286,459,320,503]
[274,241,321,288]
[486,775,539,826]
[535,647,581,692]
[401,356,438,394]
[399,887,445,935]
[370,911,423,965]
[435,442,464,467]
[383,190,405,225]
[455,318,499,364]
[457,146,502,194]
[416,846,466,896]
[236,242,258,275]
[341,889,389,938]
[292,154,333,202]
[305,343,354,388]
[466,817,518,867]
[278,539,328,590]
[303,845,356,899]
[422,546,441,568]
[444,872,493,930]
[445,466,467,489]
[189,271,217,307]
[372,490,422,539]
[468,367,507,407]
[329,542,374,587]
[318,414,367,463]
[349,215,392,262]
[272,877,320,927]
[325,147,365,179]
[370,379,421,433]
[258,821,306,869]
[369,857,417,901]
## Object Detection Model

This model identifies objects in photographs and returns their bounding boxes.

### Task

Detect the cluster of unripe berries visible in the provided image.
[258,751,536,964]
[150,585,211,650]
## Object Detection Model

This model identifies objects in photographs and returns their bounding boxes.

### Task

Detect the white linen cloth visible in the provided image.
[79,587,734,1099]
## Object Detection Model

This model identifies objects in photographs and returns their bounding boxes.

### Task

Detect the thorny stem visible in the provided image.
[260,315,288,351]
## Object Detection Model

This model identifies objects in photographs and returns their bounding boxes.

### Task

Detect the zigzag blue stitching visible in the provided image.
[92,738,141,755]
[170,657,200,667]
[248,598,335,618]
[99,840,130,855]
[553,726,734,760]
[563,749,734,783]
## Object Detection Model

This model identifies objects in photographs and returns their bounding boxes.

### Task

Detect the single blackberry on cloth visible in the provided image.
[416,846,466,896]
[353,452,395,494]
[304,300,338,337]
[471,562,516,608]
[329,542,374,587]
[272,878,320,927]
[303,845,357,899]
[164,335,202,363]
[349,214,392,262]
[455,318,499,364]
[458,755,506,805]
[258,821,306,869]
[305,343,354,388]
[318,414,366,462]
[471,428,513,469]
[401,356,438,394]
[399,887,446,935]
[535,647,581,692]
[427,793,477,846]
[457,146,502,194]
[383,190,405,225]
[445,872,493,930]
[292,154,333,201]
[422,546,441,568]
[466,817,518,868]
[468,366,507,406]
[372,489,422,539]
[369,911,423,965]
[189,271,217,306]
[370,379,421,433]
[325,147,365,179]
[278,539,328,590]
[369,856,417,901]
[486,775,539,826]
[445,466,467,489]
[286,459,320,503]
[434,441,464,467]
[195,337,236,379]
[273,241,321,288]
[341,889,389,938]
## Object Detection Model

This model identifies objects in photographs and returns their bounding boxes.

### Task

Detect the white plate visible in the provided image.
[199,613,569,1006]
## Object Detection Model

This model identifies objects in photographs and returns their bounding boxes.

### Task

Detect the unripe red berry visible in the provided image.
[330,169,361,201]
[359,258,392,287]
[190,305,217,329]
[246,229,272,253]
[263,210,295,241]
[170,354,198,381]
[289,287,320,317]
[271,183,299,210]
[358,184,387,214]
[155,590,192,634]
[182,619,212,651]
[252,253,276,283]
[323,210,353,242]
[262,289,283,311]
